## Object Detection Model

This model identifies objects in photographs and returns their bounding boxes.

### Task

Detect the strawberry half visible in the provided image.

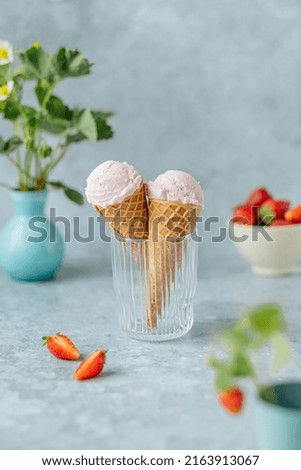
[233,205,257,225]
[262,198,290,219]
[219,387,244,414]
[43,333,80,361]
[74,349,107,380]
[285,206,301,224]
[246,187,271,208]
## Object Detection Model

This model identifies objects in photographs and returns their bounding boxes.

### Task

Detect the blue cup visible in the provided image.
[255,382,301,449]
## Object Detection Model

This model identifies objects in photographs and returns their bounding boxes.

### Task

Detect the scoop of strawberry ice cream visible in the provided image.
[85,160,142,208]
[147,170,204,208]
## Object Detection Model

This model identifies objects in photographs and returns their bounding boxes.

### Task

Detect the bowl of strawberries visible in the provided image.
[231,187,301,276]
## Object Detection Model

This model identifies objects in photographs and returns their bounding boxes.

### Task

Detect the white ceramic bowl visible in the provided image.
[230,222,301,276]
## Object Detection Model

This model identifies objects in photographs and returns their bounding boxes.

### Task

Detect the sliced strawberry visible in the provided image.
[270,219,291,226]
[74,349,107,380]
[285,206,301,224]
[233,205,257,225]
[219,387,244,414]
[262,199,290,219]
[246,187,272,208]
[43,333,80,361]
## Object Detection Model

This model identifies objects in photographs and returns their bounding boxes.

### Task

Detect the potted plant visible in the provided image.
[0,40,113,281]
[208,304,301,449]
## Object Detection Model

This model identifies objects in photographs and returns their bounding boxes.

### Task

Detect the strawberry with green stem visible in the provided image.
[208,304,291,414]
[43,333,80,361]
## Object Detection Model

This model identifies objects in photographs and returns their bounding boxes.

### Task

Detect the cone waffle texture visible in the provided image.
[93,182,148,239]
[148,199,200,329]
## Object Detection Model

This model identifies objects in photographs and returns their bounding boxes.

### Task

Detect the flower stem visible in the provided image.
[13,120,22,186]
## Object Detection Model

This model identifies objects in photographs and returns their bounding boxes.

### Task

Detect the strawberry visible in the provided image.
[285,206,301,224]
[262,199,290,219]
[246,187,271,208]
[74,349,107,380]
[270,219,291,226]
[219,387,244,414]
[233,205,257,225]
[43,333,80,361]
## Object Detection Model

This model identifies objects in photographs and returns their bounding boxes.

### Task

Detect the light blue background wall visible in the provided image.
[1,0,301,269]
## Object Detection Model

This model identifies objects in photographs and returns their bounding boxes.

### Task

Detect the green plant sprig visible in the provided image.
[208,304,292,393]
[0,42,114,204]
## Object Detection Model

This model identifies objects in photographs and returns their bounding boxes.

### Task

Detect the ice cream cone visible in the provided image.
[93,182,148,240]
[148,198,200,329]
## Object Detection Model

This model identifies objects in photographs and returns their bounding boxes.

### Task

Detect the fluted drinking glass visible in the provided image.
[111,233,198,341]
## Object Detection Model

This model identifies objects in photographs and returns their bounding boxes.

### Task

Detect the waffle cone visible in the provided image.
[148,199,200,329]
[93,182,148,239]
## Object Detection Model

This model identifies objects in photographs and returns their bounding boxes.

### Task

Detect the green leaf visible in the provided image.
[66,132,87,144]
[230,354,254,378]
[2,136,23,154]
[248,304,285,337]
[21,106,38,137]
[259,205,275,226]
[64,187,84,205]
[54,47,93,78]
[3,99,21,120]
[270,332,292,373]
[22,105,37,119]
[0,64,13,86]
[92,111,114,140]
[18,45,54,81]
[35,83,49,106]
[0,136,4,152]
[48,181,84,205]
[75,108,97,141]
[38,145,52,158]
[48,181,65,189]
[41,115,70,134]
[224,330,251,354]
[208,358,234,391]
[215,368,235,392]
[46,95,73,121]
[94,111,114,120]
[11,74,24,98]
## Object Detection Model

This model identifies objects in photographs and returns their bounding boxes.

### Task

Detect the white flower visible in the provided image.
[0,80,14,101]
[0,40,14,65]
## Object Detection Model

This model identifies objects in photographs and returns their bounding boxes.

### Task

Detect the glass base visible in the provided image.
[120,306,194,342]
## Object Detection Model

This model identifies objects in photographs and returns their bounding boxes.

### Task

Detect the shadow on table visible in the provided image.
[57,259,112,281]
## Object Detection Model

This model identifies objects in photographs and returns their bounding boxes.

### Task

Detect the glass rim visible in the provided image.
[113,231,196,243]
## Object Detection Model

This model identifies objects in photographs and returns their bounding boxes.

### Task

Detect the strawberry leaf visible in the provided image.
[248,304,285,337]
[54,47,93,78]
[46,95,73,121]
[270,332,292,373]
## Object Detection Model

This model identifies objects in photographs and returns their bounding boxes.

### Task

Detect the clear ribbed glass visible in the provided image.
[111,234,198,341]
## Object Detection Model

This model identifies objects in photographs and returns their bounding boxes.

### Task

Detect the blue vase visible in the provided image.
[0,191,64,282]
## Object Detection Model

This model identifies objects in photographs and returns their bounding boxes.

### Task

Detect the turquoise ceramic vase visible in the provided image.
[255,382,301,449]
[0,191,64,281]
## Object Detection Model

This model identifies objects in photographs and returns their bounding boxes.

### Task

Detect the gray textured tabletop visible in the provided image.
[0,240,300,450]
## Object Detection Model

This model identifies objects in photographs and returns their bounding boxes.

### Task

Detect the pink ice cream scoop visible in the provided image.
[85,160,142,208]
[147,170,204,208]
